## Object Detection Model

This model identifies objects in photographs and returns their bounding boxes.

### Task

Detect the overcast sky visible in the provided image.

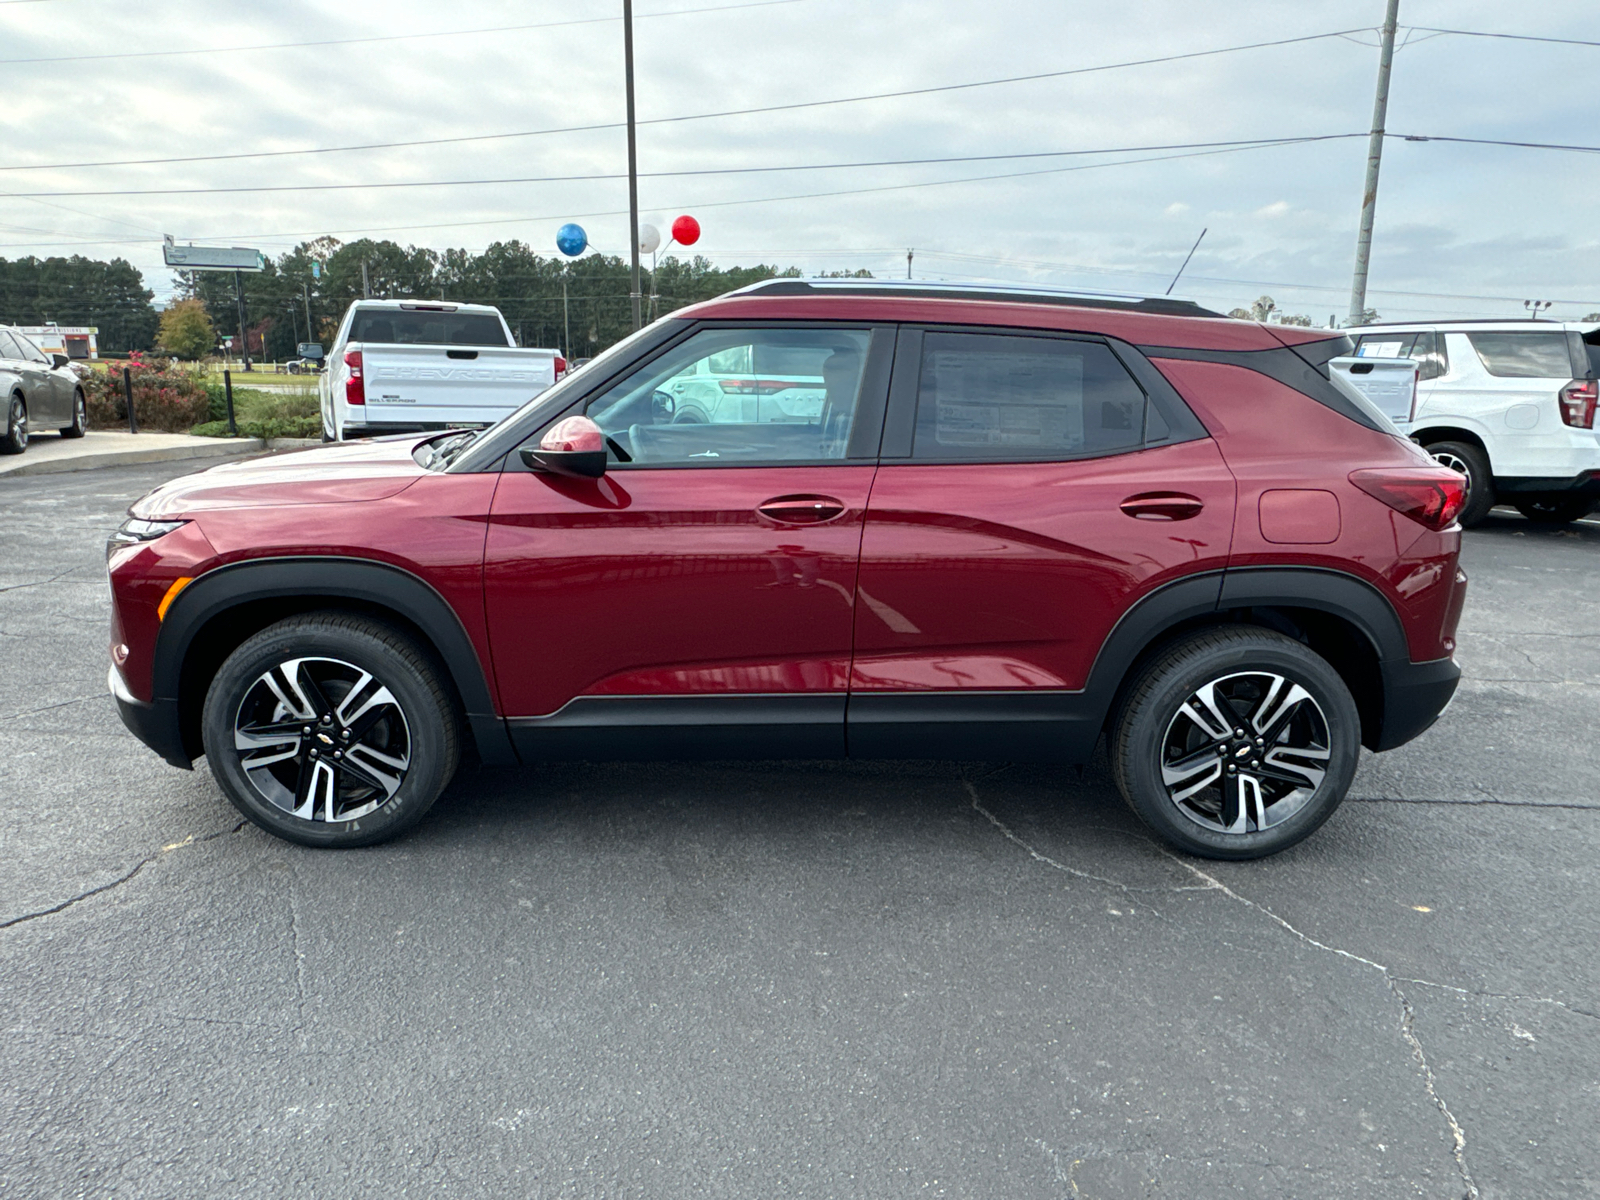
[2,0,1597,323]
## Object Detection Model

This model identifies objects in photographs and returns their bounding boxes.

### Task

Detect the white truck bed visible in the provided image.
[355,343,557,428]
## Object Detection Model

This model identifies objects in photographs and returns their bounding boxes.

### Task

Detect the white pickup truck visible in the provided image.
[319,299,564,441]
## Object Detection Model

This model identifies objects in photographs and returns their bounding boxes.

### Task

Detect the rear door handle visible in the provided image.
[758,494,847,524]
[1120,492,1204,521]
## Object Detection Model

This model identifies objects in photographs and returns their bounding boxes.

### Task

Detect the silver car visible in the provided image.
[0,325,87,453]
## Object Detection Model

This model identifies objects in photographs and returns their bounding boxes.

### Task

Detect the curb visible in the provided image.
[0,437,267,479]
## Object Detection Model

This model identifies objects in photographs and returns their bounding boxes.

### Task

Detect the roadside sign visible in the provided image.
[312,262,321,280]
[297,343,325,359]
[163,243,266,272]
[221,336,234,348]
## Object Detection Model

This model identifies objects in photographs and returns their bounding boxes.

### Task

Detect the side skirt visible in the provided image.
[505,692,1101,764]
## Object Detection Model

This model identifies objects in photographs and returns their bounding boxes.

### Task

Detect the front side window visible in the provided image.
[912,332,1146,461]
[1467,331,1572,379]
[584,327,870,466]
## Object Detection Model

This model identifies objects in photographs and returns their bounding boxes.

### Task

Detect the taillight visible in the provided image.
[554,355,567,379]
[1558,378,1597,428]
[344,349,365,406]
[1349,467,1468,531]
[717,378,792,396]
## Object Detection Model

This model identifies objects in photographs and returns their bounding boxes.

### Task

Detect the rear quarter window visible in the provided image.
[1466,331,1572,379]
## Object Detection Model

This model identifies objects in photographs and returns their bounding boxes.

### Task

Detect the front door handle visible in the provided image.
[1120,492,1204,521]
[758,494,846,524]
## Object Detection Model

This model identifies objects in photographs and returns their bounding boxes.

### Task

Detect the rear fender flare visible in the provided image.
[1084,565,1410,713]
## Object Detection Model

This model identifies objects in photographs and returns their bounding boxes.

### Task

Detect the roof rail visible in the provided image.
[728,277,1225,319]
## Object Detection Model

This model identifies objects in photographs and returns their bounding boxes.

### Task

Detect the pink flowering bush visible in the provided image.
[85,362,212,433]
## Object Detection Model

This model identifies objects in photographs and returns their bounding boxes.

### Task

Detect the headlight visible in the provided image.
[107,517,188,560]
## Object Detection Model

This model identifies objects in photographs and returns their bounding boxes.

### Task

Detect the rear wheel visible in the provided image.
[202,613,460,848]
[1,394,26,454]
[1433,438,1491,528]
[1424,440,1494,527]
[1111,627,1361,860]
[1514,495,1594,525]
[60,389,86,438]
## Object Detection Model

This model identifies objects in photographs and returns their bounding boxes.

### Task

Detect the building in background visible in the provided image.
[17,325,99,359]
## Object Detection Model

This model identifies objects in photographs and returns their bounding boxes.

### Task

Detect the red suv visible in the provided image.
[107,281,1467,859]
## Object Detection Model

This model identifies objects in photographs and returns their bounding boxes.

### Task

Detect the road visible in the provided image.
[2,461,1595,1199]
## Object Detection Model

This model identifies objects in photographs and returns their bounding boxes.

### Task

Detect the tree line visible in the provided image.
[0,255,158,353]
[179,237,808,360]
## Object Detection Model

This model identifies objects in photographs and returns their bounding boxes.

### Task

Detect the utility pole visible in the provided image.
[303,283,314,346]
[623,0,643,331]
[233,268,252,371]
[361,260,371,299]
[906,249,913,279]
[563,278,571,356]
[1348,0,1401,327]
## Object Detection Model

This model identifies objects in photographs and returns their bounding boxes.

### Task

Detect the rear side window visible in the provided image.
[1466,331,1572,379]
[912,333,1146,461]
[350,309,509,347]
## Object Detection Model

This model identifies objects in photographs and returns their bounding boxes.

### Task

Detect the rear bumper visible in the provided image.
[340,420,495,439]
[109,665,193,769]
[1374,656,1460,751]
[1494,469,1600,497]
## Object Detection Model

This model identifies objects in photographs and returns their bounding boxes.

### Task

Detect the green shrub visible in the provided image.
[190,414,323,440]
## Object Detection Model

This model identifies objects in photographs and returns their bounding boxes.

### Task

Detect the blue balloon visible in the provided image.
[555,223,588,257]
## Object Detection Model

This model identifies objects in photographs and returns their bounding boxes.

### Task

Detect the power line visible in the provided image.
[0,28,1371,174]
[1394,132,1600,154]
[1410,26,1600,50]
[0,135,1363,198]
[0,0,803,65]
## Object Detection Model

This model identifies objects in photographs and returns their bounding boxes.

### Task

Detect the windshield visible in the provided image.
[349,308,509,347]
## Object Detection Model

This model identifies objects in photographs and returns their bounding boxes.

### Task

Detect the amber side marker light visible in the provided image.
[157,576,194,621]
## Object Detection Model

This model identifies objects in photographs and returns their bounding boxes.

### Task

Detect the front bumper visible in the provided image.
[1373,656,1461,751]
[109,665,193,769]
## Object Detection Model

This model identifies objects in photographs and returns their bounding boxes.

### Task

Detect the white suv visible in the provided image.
[1347,320,1600,525]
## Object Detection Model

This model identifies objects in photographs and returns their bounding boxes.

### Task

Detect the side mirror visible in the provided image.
[51,353,71,370]
[521,414,607,478]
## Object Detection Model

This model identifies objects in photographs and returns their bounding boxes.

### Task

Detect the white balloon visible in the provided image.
[637,223,661,255]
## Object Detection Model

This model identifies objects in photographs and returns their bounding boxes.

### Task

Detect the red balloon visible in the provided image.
[671,215,701,246]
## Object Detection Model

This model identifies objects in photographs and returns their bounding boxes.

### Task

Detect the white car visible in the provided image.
[1347,320,1600,525]
[319,300,562,441]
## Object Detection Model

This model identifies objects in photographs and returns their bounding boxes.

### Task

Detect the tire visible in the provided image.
[1110,626,1362,860]
[60,389,86,438]
[201,613,460,848]
[1424,440,1494,527]
[1,393,26,454]
[1514,494,1595,525]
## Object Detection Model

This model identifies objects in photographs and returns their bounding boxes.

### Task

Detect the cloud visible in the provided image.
[0,0,1597,320]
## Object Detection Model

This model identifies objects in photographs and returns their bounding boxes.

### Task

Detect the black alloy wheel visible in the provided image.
[1,394,27,454]
[60,389,87,438]
[1111,626,1361,859]
[202,613,459,847]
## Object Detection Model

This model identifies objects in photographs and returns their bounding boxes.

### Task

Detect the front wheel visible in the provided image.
[1,394,26,454]
[60,389,86,438]
[201,613,460,848]
[1111,627,1361,860]
[1514,495,1594,525]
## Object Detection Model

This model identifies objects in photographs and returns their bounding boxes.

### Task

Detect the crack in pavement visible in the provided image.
[0,694,106,724]
[1160,858,1480,1200]
[1347,795,1600,812]
[963,781,1210,914]
[0,822,248,930]
[0,567,82,595]
[964,778,1486,1200]
[286,867,310,1051]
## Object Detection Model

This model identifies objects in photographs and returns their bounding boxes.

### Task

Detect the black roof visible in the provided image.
[733,278,1226,319]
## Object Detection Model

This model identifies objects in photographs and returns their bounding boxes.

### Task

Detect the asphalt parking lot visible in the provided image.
[2,460,1596,1199]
